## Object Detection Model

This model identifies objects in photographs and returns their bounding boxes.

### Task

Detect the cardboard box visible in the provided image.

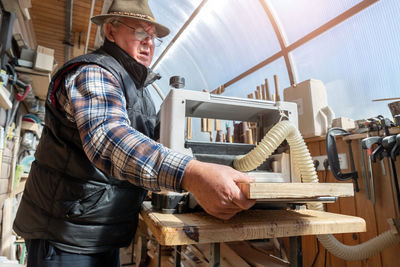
[16,67,50,100]
[33,45,55,72]
[332,117,355,131]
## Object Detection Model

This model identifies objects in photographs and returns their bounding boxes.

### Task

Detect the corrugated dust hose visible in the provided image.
[233,120,400,261]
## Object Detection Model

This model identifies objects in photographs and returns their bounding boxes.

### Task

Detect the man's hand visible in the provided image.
[181,160,256,220]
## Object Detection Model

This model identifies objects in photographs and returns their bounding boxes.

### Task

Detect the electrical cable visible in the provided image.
[310,241,320,267]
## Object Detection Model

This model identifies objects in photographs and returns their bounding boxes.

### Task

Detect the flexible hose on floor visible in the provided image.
[233,120,400,261]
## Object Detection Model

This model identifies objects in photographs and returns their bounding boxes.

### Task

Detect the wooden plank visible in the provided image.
[1,198,14,259]
[141,202,365,246]
[7,114,22,193]
[10,178,26,198]
[15,66,49,76]
[227,241,286,267]
[237,183,354,199]
[220,243,251,267]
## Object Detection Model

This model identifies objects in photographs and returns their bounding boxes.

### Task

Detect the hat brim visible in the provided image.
[91,14,170,38]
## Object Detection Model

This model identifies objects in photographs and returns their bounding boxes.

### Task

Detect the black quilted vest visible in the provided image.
[13,43,159,253]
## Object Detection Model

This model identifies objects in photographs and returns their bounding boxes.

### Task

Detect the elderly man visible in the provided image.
[13,0,254,266]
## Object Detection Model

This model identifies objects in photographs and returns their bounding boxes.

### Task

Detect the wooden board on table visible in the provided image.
[140,202,365,246]
[237,182,354,199]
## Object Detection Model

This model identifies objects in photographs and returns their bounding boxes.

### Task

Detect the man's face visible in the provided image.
[107,18,156,67]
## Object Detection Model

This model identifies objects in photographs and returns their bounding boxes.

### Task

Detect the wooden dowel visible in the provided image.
[207,118,213,132]
[215,119,221,131]
[261,84,266,100]
[257,86,261,99]
[265,78,271,100]
[226,127,232,143]
[201,118,207,132]
[245,129,253,144]
[187,117,192,140]
[274,75,280,101]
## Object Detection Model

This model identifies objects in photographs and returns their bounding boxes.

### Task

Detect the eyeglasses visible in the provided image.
[114,20,163,47]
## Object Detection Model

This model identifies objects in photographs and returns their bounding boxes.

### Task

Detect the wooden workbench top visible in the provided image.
[140,202,366,246]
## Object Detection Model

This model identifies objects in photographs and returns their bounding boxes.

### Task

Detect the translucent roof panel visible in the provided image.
[153,0,281,96]
[149,0,202,60]
[292,0,400,120]
[269,0,363,44]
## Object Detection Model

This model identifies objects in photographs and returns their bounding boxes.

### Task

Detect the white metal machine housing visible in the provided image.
[159,89,299,183]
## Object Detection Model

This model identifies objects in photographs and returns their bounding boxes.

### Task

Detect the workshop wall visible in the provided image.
[304,137,400,267]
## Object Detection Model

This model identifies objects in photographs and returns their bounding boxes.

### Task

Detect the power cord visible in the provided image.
[311,158,330,267]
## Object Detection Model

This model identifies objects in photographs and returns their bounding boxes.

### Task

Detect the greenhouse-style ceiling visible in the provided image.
[145,0,399,124]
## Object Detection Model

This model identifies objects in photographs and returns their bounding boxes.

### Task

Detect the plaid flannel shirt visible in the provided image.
[55,64,192,191]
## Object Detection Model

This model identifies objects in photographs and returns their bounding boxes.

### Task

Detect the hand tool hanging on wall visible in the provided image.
[358,139,370,200]
[377,115,395,136]
[370,139,386,176]
[390,134,400,161]
[4,63,32,130]
[326,128,359,191]
[361,136,382,204]
[382,135,400,214]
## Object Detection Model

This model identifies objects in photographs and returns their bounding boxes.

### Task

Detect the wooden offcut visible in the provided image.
[265,78,271,100]
[237,182,354,199]
[186,117,192,140]
[141,202,365,246]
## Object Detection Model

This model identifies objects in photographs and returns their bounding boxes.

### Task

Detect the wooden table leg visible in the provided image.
[289,236,303,267]
[209,243,220,267]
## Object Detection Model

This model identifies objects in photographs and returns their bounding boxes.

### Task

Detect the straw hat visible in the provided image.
[91,0,170,37]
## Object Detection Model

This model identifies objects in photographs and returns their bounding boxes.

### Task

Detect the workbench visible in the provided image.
[140,201,366,267]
